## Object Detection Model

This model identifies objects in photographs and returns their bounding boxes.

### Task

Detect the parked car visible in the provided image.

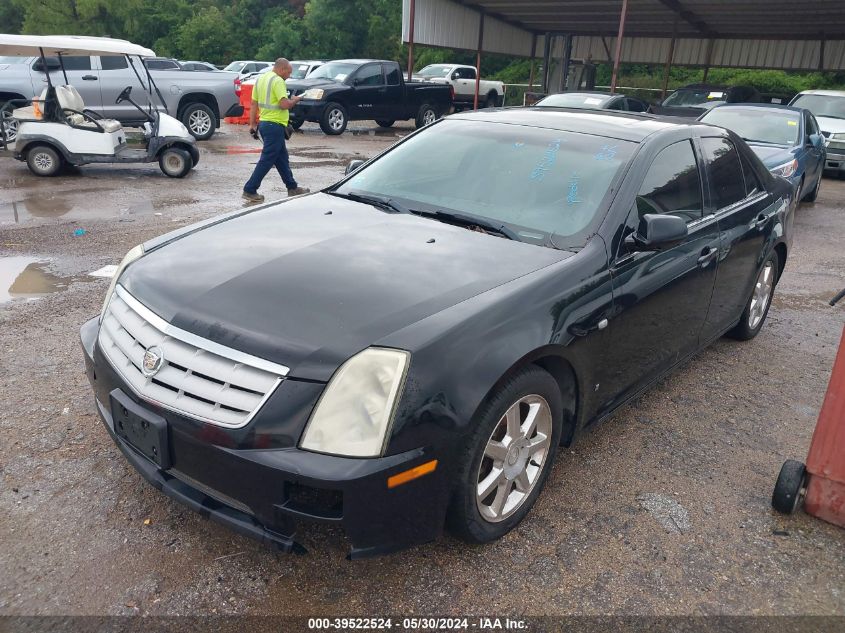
[143,57,181,71]
[789,90,845,176]
[238,60,324,98]
[412,63,503,109]
[222,60,273,80]
[651,84,760,118]
[287,59,452,134]
[180,61,218,72]
[535,91,649,112]
[698,104,825,202]
[0,54,240,140]
[80,108,794,557]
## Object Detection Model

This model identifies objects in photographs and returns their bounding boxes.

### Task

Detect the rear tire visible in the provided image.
[415,103,437,129]
[772,459,807,514]
[485,93,498,108]
[1,109,18,144]
[181,102,215,140]
[320,102,347,135]
[26,144,63,177]
[159,147,192,178]
[447,366,563,543]
[726,250,779,341]
[375,119,395,128]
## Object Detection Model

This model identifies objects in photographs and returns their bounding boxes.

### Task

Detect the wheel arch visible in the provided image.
[471,346,581,448]
[774,241,788,282]
[177,93,220,124]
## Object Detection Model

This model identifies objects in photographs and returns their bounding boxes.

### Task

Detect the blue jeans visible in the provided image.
[243,121,297,193]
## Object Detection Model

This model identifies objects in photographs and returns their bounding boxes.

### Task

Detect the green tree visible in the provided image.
[255,10,304,60]
[302,0,365,59]
[176,5,243,63]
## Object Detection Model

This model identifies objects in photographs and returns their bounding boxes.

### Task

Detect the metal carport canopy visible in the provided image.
[401,0,845,71]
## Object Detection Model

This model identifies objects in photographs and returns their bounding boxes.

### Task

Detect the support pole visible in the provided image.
[542,33,552,93]
[610,0,629,93]
[661,19,678,100]
[406,0,416,82]
[702,38,714,82]
[474,10,485,110]
[560,33,572,92]
[528,34,537,88]
[819,33,826,71]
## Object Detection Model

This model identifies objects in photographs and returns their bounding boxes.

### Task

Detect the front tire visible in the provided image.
[26,144,63,177]
[159,147,192,178]
[447,366,563,543]
[320,102,347,135]
[726,250,779,341]
[415,103,438,129]
[181,102,215,140]
[803,173,822,202]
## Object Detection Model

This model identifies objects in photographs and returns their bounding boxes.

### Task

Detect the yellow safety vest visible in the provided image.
[254,71,289,126]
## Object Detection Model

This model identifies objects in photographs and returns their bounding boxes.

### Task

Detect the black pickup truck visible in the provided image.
[286,59,453,135]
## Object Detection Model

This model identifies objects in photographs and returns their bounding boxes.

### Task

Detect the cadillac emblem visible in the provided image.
[142,346,164,377]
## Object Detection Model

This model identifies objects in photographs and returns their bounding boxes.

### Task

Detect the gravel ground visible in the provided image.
[1,122,844,618]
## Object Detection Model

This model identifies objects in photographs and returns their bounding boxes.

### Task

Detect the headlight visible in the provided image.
[301,88,324,100]
[99,244,144,320]
[300,348,410,457]
[770,159,798,178]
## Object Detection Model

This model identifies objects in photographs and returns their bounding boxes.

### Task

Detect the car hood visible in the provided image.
[286,77,344,93]
[815,116,845,135]
[746,143,795,168]
[120,194,570,381]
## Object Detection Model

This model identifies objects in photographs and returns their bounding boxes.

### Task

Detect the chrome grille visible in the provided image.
[98,285,287,428]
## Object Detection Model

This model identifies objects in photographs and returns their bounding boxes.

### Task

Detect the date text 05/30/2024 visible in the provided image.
[307,617,528,630]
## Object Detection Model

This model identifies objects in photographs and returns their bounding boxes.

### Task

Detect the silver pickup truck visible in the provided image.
[0,54,241,140]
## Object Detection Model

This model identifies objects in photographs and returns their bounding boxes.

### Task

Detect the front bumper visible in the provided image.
[824,150,845,173]
[291,100,327,123]
[80,317,449,558]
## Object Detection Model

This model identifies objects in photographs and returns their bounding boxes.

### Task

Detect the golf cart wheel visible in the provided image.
[772,459,807,514]
[375,119,395,128]
[181,102,215,140]
[26,144,63,177]
[159,147,192,178]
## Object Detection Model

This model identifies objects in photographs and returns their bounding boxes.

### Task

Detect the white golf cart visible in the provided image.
[0,34,198,178]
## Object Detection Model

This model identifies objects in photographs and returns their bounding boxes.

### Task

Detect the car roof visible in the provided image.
[796,89,845,97]
[453,108,699,142]
[332,59,383,64]
[290,60,324,65]
[704,103,805,114]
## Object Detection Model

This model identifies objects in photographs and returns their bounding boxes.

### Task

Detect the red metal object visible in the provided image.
[224,83,254,125]
[803,325,845,528]
[407,0,416,83]
[610,0,629,93]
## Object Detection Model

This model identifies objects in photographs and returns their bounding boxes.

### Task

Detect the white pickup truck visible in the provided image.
[413,64,503,110]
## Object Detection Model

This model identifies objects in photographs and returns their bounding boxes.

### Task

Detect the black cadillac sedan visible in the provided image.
[80,108,794,557]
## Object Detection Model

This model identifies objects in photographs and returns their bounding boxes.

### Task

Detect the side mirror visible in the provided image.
[345,159,365,175]
[33,58,60,72]
[451,72,460,80]
[627,213,688,251]
[352,77,361,86]
[808,133,824,149]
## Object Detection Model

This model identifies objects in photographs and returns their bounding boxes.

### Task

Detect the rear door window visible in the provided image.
[636,140,703,223]
[100,56,128,71]
[383,64,401,86]
[355,64,384,86]
[700,137,747,209]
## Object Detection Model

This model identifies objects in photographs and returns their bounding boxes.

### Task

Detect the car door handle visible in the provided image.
[697,247,718,268]
[82,75,98,81]
[754,214,768,230]
[569,317,609,337]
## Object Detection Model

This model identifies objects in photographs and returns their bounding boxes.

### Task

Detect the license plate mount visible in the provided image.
[110,389,171,469]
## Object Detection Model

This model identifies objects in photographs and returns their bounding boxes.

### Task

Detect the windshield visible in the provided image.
[335,119,635,248]
[417,65,453,78]
[289,63,313,79]
[701,108,800,146]
[536,93,612,109]
[223,62,246,72]
[791,94,845,120]
[664,88,726,107]
[308,62,357,82]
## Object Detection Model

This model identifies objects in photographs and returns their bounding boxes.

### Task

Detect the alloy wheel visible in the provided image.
[33,151,54,172]
[1,112,17,143]
[423,109,436,125]
[329,108,345,131]
[188,110,212,136]
[748,261,775,330]
[476,394,553,523]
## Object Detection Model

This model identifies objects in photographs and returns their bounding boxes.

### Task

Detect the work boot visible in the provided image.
[242,191,264,203]
[287,186,310,196]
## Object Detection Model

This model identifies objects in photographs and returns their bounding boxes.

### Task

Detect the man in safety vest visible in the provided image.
[243,58,309,202]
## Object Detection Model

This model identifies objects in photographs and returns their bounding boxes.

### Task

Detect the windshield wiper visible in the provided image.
[410,209,519,241]
[328,191,410,214]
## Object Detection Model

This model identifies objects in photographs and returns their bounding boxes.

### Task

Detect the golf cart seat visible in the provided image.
[56,85,122,133]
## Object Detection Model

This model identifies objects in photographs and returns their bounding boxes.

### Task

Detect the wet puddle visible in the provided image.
[0,257,77,304]
[0,193,199,224]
